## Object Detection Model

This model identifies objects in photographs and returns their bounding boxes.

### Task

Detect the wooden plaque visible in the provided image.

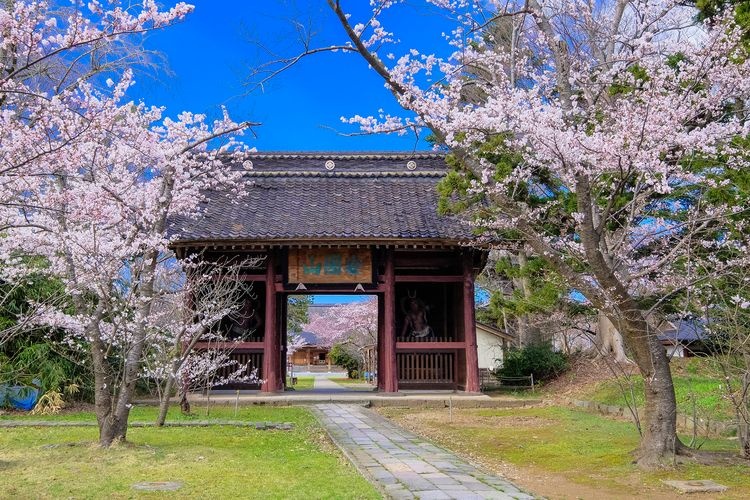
[288,248,372,284]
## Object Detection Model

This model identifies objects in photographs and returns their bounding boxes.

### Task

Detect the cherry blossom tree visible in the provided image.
[304,297,378,362]
[256,0,750,465]
[143,257,263,426]
[0,1,252,445]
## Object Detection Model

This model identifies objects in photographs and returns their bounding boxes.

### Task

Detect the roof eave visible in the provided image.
[169,236,483,250]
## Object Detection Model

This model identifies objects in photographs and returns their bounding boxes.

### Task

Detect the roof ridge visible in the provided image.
[237,152,445,160]
[242,171,446,178]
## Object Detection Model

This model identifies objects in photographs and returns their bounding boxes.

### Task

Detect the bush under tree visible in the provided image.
[497,343,569,383]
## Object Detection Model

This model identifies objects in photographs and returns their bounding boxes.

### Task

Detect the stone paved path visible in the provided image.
[313,375,348,391]
[313,403,533,500]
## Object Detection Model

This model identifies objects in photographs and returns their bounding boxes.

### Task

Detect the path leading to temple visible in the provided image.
[312,374,350,391]
[313,403,532,500]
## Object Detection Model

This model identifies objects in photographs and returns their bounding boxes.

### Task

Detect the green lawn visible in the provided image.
[0,406,378,499]
[378,405,750,499]
[586,357,736,421]
[286,375,316,390]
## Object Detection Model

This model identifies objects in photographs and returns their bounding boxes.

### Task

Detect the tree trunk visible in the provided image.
[513,250,542,346]
[572,175,682,467]
[597,313,630,364]
[98,413,130,446]
[739,363,750,459]
[739,418,750,459]
[637,331,682,465]
[180,391,191,414]
[156,374,175,427]
[608,303,685,467]
[88,320,123,447]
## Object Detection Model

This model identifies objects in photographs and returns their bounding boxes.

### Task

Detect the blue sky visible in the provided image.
[134,1,456,152]
[134,2,471,307]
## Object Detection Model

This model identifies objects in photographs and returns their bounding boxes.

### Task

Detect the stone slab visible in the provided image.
[132,481,183,491]
[662,480,728,493]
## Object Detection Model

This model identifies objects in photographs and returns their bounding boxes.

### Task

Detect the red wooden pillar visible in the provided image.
[280,294,288,389]
[377,294,385,391]
[381,249,398,392]
[463,253,480,393]
[262,252,281,392]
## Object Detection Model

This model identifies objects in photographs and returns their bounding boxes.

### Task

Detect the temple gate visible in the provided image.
[171,153,486,393]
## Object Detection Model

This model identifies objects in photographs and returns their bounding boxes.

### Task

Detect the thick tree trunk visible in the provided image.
[607,302,685,467]
[596,313,630,364]
[98,412,130,446]
[513,250,542,346]
[572,175,682,467]
[636,329,683,465]
[88,320,124,447]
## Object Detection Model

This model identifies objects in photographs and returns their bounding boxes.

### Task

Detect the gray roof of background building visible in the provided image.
[169,152,472,245]
[296,331,323,347]
[658,318,707,343]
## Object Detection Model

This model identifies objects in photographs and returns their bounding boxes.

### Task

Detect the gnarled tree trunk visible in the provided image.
[596,313,631,364]
[606,297,685,466]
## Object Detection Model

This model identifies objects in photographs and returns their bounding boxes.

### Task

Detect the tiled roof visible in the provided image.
[169,153,471,245]
[658,318,707,343]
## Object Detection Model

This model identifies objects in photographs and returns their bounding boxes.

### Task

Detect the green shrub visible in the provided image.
[497,343,569,382]
[329,344,360,378]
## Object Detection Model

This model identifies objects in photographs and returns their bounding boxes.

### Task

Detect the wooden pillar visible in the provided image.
[281,294,288,389]
[377,293,385,390]
[382,249,398,392]
[262,252,281,392]
[463,253,480,393]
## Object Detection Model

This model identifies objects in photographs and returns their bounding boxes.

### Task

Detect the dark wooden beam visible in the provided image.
[395,342,465,350]
[394,275,463,283]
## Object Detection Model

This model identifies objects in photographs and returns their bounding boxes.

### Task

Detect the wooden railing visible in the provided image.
[396,336,454,343]
[397,352,455,385]
[215,350,263,385]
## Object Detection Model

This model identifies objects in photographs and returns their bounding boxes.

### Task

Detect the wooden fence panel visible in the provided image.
[396,352,455,384]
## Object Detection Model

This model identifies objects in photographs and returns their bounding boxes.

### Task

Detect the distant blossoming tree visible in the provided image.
[304,298,378,358]
[0,1,252,445]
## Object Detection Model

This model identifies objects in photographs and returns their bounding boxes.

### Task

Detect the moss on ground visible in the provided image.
[586,357,737,421]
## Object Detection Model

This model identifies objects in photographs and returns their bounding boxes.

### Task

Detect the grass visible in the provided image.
[286,376,316,390]
[378,405,750,499]
[333,378,375,387]
[0,406,378,499]
[586,357,736,421]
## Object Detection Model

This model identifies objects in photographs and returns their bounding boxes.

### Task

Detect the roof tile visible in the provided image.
[169,153,471,243]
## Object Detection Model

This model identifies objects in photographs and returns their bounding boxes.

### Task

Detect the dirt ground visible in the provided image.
[536,354,637,400]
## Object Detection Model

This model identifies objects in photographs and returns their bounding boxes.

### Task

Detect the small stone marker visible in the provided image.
[662,480,728,493]
[132,481,183,492]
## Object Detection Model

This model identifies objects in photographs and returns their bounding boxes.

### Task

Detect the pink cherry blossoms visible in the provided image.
[304,297,378,349]
[0,1,250,444]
